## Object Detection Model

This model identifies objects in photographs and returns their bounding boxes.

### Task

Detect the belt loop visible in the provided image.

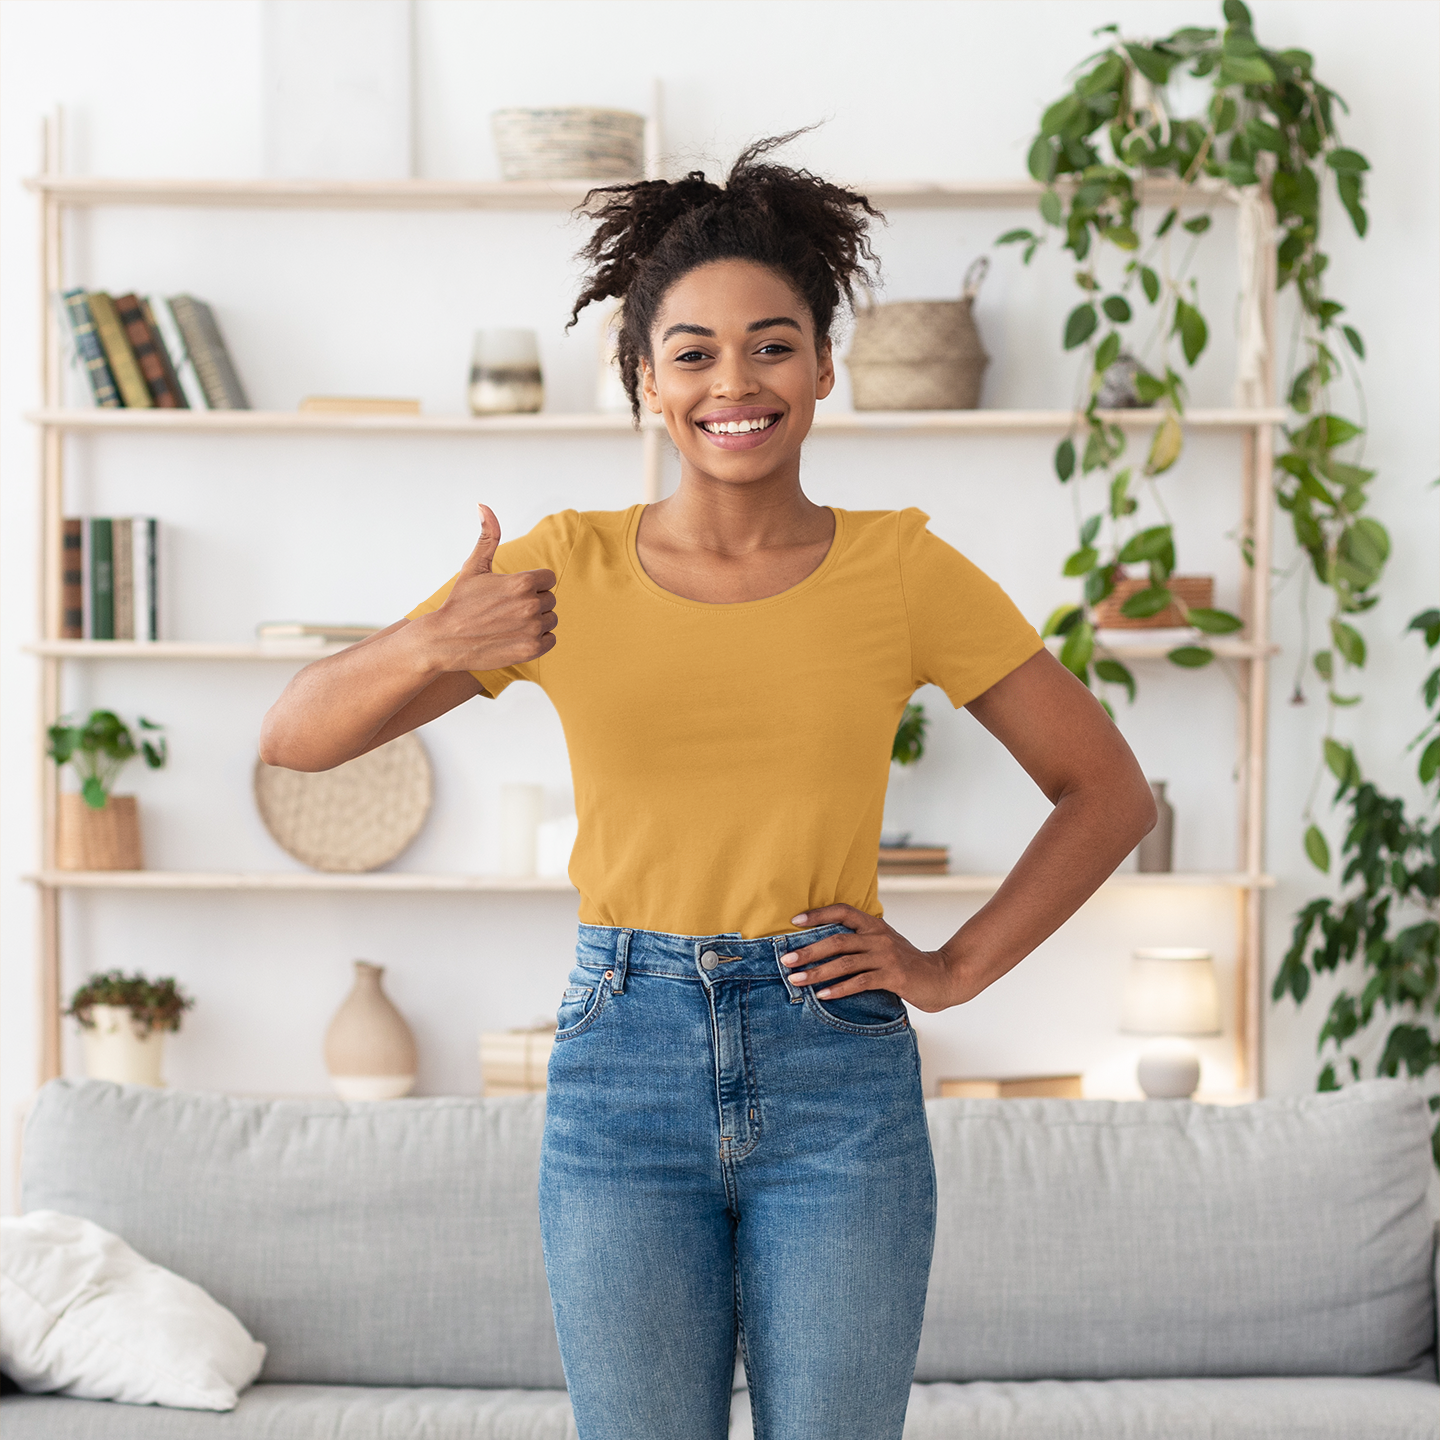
[775,937,804,1005]
[610,929,632,994]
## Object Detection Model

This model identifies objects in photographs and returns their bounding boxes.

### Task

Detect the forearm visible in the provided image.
[259,616,464,771]
[939,776,1156,1004]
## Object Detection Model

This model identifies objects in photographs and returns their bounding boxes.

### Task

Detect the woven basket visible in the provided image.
[56,794,142,870]
[1091,575,1215,629]
[253,733,432,873]
[846,258,990,411]
[491,108,645,182]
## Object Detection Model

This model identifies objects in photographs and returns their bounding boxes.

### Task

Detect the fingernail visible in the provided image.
[791,914,807,925]
[790,973,809,985]
[817,989,833,998]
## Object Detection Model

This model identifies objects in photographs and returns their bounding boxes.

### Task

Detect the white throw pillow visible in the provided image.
[0,1210,265,1410]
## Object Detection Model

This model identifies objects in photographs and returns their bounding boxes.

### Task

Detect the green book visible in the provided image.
[90,518,114,640]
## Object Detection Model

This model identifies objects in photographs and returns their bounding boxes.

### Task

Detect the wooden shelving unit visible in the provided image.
[24,147,1278,1098]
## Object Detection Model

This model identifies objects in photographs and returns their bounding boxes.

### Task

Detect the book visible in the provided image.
[89,518,115,640]
[168,295,250,409]
[114,293,183,407]
[144,295,207,409]
[113,518,135,639]
[61,519,84,638]
[299,396,421,415]
[60,290,121,408]
[257,622,378,646]
[86,292,152,409]
[138,297,190,409]
[939,1075,1084,1100]
[134,517,158,641]
[878,844,950,875]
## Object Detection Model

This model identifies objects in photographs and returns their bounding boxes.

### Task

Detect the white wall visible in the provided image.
[2,0,1436,1211]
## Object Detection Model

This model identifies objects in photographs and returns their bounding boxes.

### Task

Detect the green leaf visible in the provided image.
[1154,208,1178,239]
[1331,620,1367,667]
[1028,135,1057,183]
[1304,824,1331,872]
[1054,437,1076,481]
[1173,298,1208,365]
[1420,737,1440,785]
[1063,545,1100,577]
[1117,524,1174,564]
[1079,514,1101,546]
[1140,266,1160,304]
[1339,518,1390,583]
[1223,0,1254,23]
[1187,607,1244,634]
[1059,619,1095,679]
[1040,189,1064,226]
[1094,331,1121,373]
[81,776,107,809]
[1409,608,1440,647]
[1095,658,1137,702]
[1122,586,1174,620]
[1101,295,1131,323]
[1040,94,1084,138]
[1041,603,1083,638]
[1328,692,1361,708]
[1144,411,1184,474]
[1324,737,1358,785]
[1109,469,1136,519]
[1168,645,1214,668]
[1220,53,1276,86]
[1244,118,1284,153]
[1326,147,1370,173]
[1341,325,1365,359]
[1124,43,1173,84]
[1313,649,1333,681]
[1182,214,1212,234]
[1064,303,1098,350]
[1133,370,1167,405]
[1105,225,1140,251]
[997,228,1036,246]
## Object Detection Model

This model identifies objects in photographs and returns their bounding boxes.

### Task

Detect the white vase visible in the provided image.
[324,961,417,1101]
[81,1004,165,1086]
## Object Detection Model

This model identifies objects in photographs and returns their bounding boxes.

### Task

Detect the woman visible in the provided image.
[260,137,1156,1440]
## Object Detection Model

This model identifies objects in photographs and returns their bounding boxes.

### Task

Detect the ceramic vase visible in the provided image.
[56,794,142,870]
[324,961,416,1101]
[81,1004,165,1086]
[468,329,543,415]
[1137,781,1175,873]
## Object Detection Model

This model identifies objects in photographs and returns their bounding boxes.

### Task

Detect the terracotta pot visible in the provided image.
[81,1004,165,1085]
[56,794,142,870]
[1090,575,1215,630]
[324,961,416,1101]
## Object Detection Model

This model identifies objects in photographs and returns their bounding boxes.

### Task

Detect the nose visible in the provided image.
[710,350,761,400]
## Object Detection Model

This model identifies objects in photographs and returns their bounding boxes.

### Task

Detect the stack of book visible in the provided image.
[64,518,160,641]
[61,290,249,410]
[479,1026,556,1096]
[878,844,949,876]
[256,623,379,648]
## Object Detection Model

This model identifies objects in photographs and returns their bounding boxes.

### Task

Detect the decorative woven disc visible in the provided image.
[253,734,433,873]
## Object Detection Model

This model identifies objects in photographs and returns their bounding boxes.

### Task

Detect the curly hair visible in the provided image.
[569,132,883,422]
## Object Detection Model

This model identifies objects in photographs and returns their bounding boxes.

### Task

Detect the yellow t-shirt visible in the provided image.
[408,505,1043,938]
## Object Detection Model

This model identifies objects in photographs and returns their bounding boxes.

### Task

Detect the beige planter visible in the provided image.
[56,794,142,870]
[1091,575,1215,630]
[81,1004,165,1086]
[324,961,416,1101]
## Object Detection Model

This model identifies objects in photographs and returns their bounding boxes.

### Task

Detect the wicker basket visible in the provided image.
[56,794,142,870]
[846,258,989,411]
[491,108,645,182]
[1091,575,1215,629]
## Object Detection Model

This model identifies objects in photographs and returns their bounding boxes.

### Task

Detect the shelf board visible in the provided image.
[25,640,352,660]
[24,175,1240,212]
[1044,633,1279,661]
[28,869,1276,894]
[26,406,1286,436]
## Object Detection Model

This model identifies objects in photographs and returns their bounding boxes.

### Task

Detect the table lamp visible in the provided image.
[1120,947,1221,1099]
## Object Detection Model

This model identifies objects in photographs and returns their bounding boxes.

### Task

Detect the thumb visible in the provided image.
[459,504,501,576]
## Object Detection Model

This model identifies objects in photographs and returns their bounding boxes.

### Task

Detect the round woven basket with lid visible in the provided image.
[491,108,645,182]
[846,258,990,411]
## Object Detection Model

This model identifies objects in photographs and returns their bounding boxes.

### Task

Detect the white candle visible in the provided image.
[498,784,544,877]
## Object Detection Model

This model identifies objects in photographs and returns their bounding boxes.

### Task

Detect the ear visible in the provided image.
[815,335,836,401]
[639,355,663,414]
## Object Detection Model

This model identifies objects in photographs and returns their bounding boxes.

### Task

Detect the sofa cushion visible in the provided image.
[21,1083,564,1389]
[915,1081,1438,1383]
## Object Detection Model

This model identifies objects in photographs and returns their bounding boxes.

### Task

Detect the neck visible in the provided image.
[652,460,829,554]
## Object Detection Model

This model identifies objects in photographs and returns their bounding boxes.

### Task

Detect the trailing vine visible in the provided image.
[999,0,1384,726]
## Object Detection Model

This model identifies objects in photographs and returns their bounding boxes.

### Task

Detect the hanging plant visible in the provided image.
[999,0,1382,720]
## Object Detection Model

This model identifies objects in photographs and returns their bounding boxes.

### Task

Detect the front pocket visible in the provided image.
[554,977,609,1040]
[805,986,909,1036]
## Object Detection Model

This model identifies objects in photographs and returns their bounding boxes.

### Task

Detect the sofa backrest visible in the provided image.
[22,1082,564,1389]
[915,1080,1439,1382]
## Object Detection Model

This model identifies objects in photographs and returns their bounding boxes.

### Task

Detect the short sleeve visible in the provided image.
[897,508,1044,708]
[406,510,581,699]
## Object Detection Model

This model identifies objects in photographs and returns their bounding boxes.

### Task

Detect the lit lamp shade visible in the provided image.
[1120,948,1221,1100]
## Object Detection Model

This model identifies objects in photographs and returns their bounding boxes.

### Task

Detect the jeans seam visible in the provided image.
[728,981,761,1163]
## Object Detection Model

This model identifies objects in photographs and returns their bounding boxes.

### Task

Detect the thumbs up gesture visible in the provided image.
[419,505,558,674]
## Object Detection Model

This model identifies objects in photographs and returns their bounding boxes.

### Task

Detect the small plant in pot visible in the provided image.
[67,970,193,1087]
[47,710,166,870]
[881,703,929,848]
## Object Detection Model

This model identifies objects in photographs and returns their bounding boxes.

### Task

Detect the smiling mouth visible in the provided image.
[697,414,780,435]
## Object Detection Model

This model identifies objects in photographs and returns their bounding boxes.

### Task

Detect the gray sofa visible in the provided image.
[4,1077,1437,1438]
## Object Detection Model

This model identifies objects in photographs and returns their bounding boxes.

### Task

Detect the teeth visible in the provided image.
[703,416,775,435]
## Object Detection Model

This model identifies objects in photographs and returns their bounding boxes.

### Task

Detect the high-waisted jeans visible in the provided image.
[539,923,937,1440]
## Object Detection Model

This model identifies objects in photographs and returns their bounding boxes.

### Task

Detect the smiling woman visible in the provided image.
[258,133,1157,1440]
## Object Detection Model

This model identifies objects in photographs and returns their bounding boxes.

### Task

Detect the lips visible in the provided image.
[695,407,783,450]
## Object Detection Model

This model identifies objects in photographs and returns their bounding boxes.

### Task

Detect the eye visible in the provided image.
[757,342,794,356]
[674,349,709,364]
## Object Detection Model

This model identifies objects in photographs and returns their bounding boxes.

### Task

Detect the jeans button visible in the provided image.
[699,950,719,971]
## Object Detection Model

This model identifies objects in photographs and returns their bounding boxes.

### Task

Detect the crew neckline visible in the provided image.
[625,503,847,611]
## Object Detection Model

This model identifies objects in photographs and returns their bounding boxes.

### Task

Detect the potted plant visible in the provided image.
[881,703,929,848]
[47,710,166,870]
[67,970,193,1087]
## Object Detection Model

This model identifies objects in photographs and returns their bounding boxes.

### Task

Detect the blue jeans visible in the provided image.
[539,923,937,1440]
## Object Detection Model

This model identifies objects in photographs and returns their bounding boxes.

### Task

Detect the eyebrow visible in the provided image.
[660,316,803,343]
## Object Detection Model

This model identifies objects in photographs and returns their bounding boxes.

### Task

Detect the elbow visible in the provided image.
[1131,773,1159,843]
[258,709,315,772]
